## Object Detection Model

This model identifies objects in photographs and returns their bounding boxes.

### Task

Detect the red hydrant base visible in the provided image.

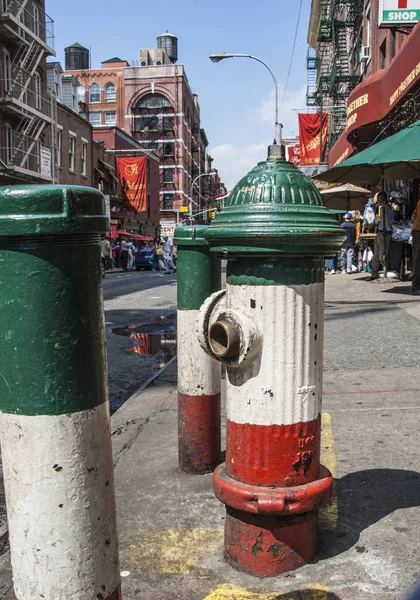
[178,392,221,474]
[224,506,318,577]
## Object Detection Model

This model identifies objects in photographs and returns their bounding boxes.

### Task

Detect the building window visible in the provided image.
[163,142,174,156]
[3,48,11,92]
[5,123,13,164]
[104,111,116,125]
[380,40,387,69]
[89,112,101,127]
[34,71,42,109]
[104,82,116,102]
[163,168,173,183]
[77,85,85,103]
[33,2,40,37]
[163,193,173,209]
[89,83,100,103]
[135,93,172,110]
[390,30,396,59]
[163,115,174,131]
[1,0,9,12]
[69,135,75,171]
[147,194,151,218]
[56,129,62,168]
[81,142,87,175]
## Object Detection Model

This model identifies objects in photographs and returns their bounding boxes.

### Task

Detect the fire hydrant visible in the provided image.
[197,145,345,577]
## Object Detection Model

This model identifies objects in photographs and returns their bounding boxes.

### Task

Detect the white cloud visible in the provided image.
[210,86,308,189]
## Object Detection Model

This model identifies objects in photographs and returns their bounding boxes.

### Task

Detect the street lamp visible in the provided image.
[189,171,215,223]
[209,53,282,146]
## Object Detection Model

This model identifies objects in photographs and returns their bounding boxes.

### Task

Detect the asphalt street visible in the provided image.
[103,268,177,412]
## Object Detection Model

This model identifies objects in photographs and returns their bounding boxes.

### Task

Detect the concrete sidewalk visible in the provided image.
[1,273,420,599]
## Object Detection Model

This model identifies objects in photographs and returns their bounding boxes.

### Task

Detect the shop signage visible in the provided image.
[298,113,329,165]
[160,222,175,237]
[287,144,301,166]
[379,0,420,25]
[115,156,147,212]
[40,146,51,177]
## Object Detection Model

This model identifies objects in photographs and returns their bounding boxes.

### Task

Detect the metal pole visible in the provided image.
[189,172,214,222]
[319,92,323,164]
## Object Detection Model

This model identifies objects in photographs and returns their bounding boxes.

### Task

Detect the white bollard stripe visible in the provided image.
[0,402,120,600]
[226,282,324,426]
[177,309,221,396]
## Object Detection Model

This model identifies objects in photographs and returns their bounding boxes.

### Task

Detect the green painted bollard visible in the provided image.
[174,225,221,473]
[0,186,121,600]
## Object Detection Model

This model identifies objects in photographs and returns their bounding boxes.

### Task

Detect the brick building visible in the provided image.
[0,0,56,184]
[56,102,93,186]
[64,33,224,227]
[306,0,416,157]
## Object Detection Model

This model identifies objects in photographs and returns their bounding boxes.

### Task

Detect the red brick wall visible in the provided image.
[57,103,93,186]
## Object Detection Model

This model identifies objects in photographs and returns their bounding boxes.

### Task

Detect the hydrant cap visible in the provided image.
[0,185,109,236]
[204,158,346,255]
[174,224,210,247]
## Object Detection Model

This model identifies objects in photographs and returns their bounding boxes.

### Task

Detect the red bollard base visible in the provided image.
[224,507,318,577]
[178,392,221,474]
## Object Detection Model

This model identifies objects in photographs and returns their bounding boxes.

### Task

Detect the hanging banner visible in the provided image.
[287,144,301,166]
[298,113,329,165]
[116,156,147,212]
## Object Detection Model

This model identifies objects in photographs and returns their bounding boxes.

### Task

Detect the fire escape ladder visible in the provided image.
[306,47,318,106]
[8,0,30,18]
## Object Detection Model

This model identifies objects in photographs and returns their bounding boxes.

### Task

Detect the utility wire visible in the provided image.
[279,0,304,108]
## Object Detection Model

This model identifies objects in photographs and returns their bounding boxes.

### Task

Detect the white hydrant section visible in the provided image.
[178,309,221,396]
[226,282,324,427]
[0,403,120,599]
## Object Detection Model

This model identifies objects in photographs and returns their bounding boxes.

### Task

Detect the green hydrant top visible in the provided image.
[174,225,210,247]
[0,185,109,236]
[204,156,345,255]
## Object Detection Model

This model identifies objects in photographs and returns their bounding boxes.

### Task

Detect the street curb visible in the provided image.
[111,355,177,467]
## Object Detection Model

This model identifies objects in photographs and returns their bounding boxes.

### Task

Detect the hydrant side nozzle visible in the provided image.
[209,319,241,360]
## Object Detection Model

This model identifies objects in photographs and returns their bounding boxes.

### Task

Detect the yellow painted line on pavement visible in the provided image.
[203,583,329,599]
[319,412,338,530]
[119,527,223,575]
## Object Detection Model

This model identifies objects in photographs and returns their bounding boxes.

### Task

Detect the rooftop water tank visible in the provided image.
[64,43,90,71]
[157,31,178,63]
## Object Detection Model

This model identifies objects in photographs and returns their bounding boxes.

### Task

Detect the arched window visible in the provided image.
[89,83,100,103]
[134,93,172,110]
[104,82,116,102]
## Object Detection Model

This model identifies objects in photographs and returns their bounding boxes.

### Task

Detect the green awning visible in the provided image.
[314,119,420,184]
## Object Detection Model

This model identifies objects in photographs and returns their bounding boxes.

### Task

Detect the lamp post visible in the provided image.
[209,53,282,146]
[190,171,215,223]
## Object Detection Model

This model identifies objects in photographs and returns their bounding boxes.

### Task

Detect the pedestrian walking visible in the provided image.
[411,197,420,295]
[162,234,176,274]
[340,212,356,274]
[121,238,129,271]
[369,192,394,281]
[101,235,112,271]
[127,240,135,270]
[114,241,121,268]
[152,239,165,271]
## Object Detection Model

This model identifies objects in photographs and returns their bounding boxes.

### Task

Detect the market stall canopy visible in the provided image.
[320,183,371,212]
[314,120,420,184]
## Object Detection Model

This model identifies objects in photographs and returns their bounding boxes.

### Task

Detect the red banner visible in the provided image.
[116,156,147,212]
[287,144,301,166]
[298,113,328,165]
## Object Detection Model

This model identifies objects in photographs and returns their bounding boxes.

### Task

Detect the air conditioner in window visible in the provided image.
[360,46,370,61]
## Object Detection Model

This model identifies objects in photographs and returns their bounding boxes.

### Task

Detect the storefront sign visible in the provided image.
[379,0,420,25]
[160,222,175,237]
[116,156,147,212]
[287,144,301,166]
[40,146,51,177]
[298,113,329,165]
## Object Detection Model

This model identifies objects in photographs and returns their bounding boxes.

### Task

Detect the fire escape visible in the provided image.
[307,0,363,153]
[328,0,363,146]
[0,0,56,182]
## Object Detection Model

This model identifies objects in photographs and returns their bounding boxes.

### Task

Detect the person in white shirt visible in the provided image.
[162,235,176,274]
[127,240,135,270]
[120,238,129,271]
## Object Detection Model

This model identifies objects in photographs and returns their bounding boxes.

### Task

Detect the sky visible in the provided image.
[46,0,312,190]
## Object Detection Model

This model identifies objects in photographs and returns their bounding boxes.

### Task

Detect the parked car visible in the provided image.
[135,247,154,271]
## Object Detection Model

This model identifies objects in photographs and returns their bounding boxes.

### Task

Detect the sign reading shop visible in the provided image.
[379,0,420,25]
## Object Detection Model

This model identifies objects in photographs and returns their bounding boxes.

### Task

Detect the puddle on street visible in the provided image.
[112,314,176,368]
